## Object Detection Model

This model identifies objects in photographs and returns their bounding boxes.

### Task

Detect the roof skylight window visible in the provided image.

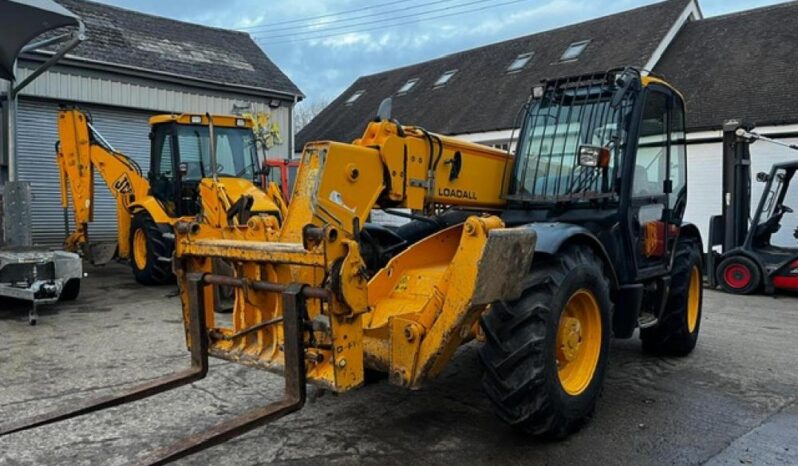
[507,52,534,72]
[561,40,591,61]
[434,70,458,87]
[345,90,364,105]
[397,78,420,94]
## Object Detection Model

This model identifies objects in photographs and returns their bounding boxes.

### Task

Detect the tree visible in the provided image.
[294,98,330,132]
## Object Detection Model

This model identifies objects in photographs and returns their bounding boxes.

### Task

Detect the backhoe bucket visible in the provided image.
[0,273,310,465]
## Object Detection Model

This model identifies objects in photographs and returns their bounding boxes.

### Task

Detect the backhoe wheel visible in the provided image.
[129,212,174,286]
[479,245,612,438]
[716,255,761,295]
[641,238,703,356]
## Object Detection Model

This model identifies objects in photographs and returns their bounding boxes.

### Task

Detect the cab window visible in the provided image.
[669,101,687,209]
[633,91,669,197]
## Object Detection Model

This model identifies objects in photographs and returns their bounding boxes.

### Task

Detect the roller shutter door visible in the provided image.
[16,99,154,246]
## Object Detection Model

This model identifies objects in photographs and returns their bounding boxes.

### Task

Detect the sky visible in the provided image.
[96,0,785,107]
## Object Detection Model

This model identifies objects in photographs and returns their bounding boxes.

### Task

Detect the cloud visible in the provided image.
[95,0,786,104]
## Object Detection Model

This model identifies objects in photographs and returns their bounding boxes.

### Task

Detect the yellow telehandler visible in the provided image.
[55,108,286,284]
[2,68,705,463]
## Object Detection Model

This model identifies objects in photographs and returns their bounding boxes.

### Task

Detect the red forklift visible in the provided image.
[707,120,798,294]
[262,158,300,201]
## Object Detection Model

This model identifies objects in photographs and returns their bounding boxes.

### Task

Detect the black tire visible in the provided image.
[716,255,761,295]
[641,238,703,356]
[479,245,613,438]
[129,212,174,286]
[59,279,81,301]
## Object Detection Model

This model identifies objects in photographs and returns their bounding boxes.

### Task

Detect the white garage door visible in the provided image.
[684,137,798,249]
[16,99,155,246]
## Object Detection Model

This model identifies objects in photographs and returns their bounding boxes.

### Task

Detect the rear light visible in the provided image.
[790,260,798,274]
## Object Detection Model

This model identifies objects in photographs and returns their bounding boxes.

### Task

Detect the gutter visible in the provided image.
[686,130,798,145]
[19,50,305,101]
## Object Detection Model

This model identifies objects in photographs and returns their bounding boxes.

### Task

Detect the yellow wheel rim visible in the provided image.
[687,265,701,333]
[133,229,148,270]
[556,289,602,396]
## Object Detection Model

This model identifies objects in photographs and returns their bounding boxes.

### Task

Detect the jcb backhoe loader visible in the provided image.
[55,108,286,285]
[2,68,705,463]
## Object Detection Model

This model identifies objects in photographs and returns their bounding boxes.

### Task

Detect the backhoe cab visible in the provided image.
[7,69,705,463]
[56,108,286,285]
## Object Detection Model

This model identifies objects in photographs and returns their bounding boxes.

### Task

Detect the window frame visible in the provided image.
[434,69,458,87]
[560,40,591,61]
[506,52,534,73]
[345,90,365,105]
[397,78,420,95]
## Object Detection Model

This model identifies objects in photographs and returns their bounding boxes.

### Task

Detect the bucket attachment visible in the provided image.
[0,273,310,465]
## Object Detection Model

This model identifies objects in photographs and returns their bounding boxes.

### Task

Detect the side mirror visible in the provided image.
[376,97,392,121]
[178,162,188,177]
[756,172,770,182]
[578,145,610,168]
[610,69,637,109]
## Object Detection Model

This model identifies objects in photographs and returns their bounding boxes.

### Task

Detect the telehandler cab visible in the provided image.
[56,108,287,285]
[2,68,704,463]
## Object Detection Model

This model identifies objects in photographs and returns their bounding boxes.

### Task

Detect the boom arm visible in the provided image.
[56,108,163,259]
[280,120,512,244]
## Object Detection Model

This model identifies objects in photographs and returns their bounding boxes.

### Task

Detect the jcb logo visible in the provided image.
[113,174,133,194]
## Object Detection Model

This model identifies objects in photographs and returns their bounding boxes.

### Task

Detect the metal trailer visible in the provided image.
[0,249,82,325]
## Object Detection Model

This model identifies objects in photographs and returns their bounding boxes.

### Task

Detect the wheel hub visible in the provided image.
[133,229,148,270]
[724,263,751,289]
[555,289,602,396]
[560,316,583,362]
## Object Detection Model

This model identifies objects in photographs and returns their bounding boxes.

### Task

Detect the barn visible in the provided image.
[297,0,798,247]
[1,0,303,246]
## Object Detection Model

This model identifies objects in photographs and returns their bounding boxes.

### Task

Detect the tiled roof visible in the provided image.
[654,1,798,130]
[297,0,691,147]
[46,0,302,97]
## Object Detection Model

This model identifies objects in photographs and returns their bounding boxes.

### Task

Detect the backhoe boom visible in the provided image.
[56,108,168,260]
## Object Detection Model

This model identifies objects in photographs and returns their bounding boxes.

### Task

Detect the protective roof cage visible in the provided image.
[508,68,638,204]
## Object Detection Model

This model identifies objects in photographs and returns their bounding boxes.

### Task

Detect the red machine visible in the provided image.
[262,159,300,201]
[707,121,798,294]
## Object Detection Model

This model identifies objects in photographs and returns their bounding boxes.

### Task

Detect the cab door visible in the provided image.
[149,124,178,216]
[625,84,684,280]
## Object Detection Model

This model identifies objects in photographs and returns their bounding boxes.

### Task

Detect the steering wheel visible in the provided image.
[236,163,254,178]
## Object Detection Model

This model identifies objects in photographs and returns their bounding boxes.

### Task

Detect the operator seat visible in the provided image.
[752,210,784,248]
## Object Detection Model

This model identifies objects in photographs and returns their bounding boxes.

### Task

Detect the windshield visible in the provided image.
[511,79,634,201]
[176,125,258,181]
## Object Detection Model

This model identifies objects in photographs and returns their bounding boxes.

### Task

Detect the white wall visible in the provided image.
[15,61,295,159]
[685,134,798,249]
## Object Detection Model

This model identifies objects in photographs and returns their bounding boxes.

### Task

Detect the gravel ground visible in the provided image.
[0,262,796,465]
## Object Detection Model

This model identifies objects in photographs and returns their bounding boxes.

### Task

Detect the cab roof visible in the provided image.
[148,114,253,129]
